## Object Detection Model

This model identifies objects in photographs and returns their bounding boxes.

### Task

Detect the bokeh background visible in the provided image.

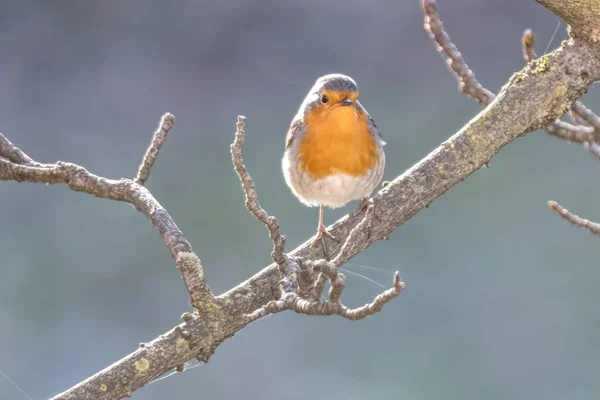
[1,0,599,399]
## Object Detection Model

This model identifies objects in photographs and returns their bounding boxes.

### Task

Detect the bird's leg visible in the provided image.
[308,205,336,255]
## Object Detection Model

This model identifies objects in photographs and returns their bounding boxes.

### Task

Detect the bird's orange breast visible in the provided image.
[297,105,378,179]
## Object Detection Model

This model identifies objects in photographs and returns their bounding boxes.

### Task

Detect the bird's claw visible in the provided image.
[309,223,337,258]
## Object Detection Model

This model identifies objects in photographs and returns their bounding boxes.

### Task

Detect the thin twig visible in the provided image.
[572,102,600,135]
[545,120,595,142]
[570,108,589,126]
[339,272,404,320]
[522,29,537,62]
[423,0,494,105]
[310,273,328,301]
[585,141,600,161]
[230,115,288,273]
[548,201,600,235]
[0,134,42,167]
[135,112,175,185]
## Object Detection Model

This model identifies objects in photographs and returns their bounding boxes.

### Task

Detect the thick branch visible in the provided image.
[519,27,600,146]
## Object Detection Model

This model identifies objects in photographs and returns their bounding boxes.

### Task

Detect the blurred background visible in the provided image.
[1,0,599,399]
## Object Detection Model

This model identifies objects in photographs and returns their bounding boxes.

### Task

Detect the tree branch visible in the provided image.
[0,134,41,166]
[548,201,600,235]
[244,203,405,323]
[230,115,288,273]
[0,0,597,398]
[537,0,600,44]
[519,27,600,146]
[135,113,175,185]
[426,0,600,236]
[519,23,600,234]
[0,118,215,314]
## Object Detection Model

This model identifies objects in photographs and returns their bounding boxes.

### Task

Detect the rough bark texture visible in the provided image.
[0,0,598,399]
[537,0,600,43]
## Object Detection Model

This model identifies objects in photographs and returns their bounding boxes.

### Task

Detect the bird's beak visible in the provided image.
[340,98,353,106]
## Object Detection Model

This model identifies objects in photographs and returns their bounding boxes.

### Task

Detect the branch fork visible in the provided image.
[423,0,600,236]
[518,18,600,234]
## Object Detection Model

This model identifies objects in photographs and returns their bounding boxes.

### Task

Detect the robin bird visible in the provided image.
[282,74,386,249]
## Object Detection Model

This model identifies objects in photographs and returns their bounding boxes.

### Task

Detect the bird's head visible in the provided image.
[298,74,360,116]
[311,73,359,109]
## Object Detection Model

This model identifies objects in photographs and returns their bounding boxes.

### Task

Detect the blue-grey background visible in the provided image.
[1,0,599,399]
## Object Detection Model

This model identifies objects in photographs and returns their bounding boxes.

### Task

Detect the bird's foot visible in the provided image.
[308,222,337,258]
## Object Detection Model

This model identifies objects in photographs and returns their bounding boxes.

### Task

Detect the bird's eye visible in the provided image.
[320,94,329,104]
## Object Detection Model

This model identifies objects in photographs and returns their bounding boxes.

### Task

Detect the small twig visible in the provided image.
[572,102,600,137]
[570,108,588,126]
[422,0,494,105]
[309,273,328,301]
[522,29,537,62]
[585,141,600,161]
[230,115,288,273]
[0,133,42,167]
[548,201,600,235]
[135,113,175,185]
[326,272,345,304]
[546,120,595,142]
[339,272,404,320]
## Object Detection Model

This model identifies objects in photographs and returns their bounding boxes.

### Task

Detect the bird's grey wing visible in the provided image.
[357,100,386,146]
[285,118,307,150]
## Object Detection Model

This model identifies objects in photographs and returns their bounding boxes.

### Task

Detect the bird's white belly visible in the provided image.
[282,152,384,208]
